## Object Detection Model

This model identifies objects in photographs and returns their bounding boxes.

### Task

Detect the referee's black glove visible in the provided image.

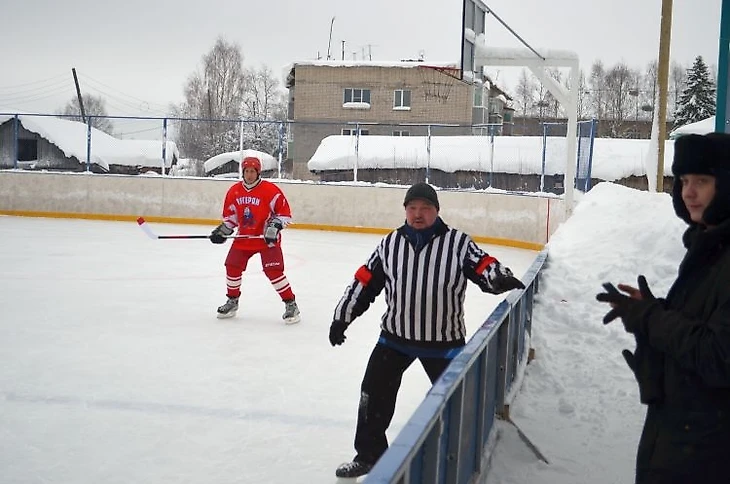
[329,320,348,346]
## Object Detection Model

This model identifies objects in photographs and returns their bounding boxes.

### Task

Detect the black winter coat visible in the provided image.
[625,219,730,483]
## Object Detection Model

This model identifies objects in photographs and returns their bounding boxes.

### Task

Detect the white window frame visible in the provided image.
[473,85,485,107]
[341,128,370,136]
[343,88,371,104]
[393,89,411,110]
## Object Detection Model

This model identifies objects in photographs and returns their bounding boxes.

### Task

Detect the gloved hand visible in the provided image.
[596,275,654,330]
[264,218,284,246]
[621,338,665,405]
[210,222,234,244]
[486,261,526,293]
[329,320,348,346]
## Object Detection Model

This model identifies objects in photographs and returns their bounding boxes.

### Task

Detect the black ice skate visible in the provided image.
[217,296,239,319]
[335,460,373,478]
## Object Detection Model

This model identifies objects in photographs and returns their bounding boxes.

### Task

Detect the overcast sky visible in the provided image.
[0,0,722,117]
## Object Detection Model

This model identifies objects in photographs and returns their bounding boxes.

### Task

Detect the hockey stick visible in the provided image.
[136,217,263,240]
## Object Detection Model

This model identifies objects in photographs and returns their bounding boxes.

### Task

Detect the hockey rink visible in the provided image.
[0,215,538,484]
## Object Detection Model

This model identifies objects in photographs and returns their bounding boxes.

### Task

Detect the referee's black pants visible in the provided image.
[353,343,451,465]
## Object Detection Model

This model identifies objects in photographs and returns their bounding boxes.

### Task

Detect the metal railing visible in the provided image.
[364,250,547,484]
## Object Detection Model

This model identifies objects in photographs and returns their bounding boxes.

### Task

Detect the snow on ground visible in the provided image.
[487,182,687,484]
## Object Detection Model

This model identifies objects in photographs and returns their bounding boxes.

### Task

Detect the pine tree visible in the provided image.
[673,56,716,129]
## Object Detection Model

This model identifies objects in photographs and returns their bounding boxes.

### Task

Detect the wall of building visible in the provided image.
[289,64,474,179]
[0,122,81,170]
[0,171,565,248]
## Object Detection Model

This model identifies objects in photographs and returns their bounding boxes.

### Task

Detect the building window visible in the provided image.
[393,89,411,109]
[343,88,371,104]
[18,139,38,161]
[342,128,370,136]
[392,130,410,136]
[473,86,485,107]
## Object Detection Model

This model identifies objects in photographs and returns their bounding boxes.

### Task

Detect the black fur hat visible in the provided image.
[671,132,730,225]
[403,182,440,211]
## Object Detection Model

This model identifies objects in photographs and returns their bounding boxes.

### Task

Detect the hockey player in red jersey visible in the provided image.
[209,156,300,324]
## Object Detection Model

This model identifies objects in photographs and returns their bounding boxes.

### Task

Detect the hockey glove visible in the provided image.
[264,218,284,246]
[210,222,234,244]
[486,261,525,293]
[329,320,348,346]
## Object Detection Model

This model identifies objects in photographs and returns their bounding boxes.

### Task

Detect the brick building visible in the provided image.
[284,60,512,180]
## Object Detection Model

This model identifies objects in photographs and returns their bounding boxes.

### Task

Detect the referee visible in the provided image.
[330,182,525,478]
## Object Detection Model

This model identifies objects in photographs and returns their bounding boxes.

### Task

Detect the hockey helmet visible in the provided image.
[242,156,262,174]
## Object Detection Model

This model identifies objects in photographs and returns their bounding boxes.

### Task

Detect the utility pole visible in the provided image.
[327,17,335,60]
[341,40,346,61]
[71,68,86,123]
[716,0,730,132]
[656,0,673,191]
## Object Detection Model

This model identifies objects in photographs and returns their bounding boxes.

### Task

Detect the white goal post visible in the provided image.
[474,42,580,214]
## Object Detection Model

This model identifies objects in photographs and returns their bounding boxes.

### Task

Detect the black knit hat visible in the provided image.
[671,132,730,225]
[403,182,439,211]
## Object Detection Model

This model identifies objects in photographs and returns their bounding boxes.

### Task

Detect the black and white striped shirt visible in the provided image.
[333,218,502,346]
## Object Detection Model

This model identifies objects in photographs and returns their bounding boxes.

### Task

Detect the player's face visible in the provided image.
[405,199,438,229]
[681,174,716,225]
[243,167,259,184]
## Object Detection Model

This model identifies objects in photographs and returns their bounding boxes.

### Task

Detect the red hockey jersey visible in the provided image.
[220,180,292,250]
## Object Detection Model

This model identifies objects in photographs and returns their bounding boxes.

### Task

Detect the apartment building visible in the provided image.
[284,60,511,180]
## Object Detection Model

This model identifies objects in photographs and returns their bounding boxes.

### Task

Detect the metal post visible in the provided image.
[86,118,92,172]
[278,122,284,178]
[540,123,547,193]
[12,115,18,169]
[161,117,168,176]
[489,129,495,187]
[656,0,673,190]
[354,122,360,182]
[426,124,432,184]
[238,119,244,179]
[717,0,730,133]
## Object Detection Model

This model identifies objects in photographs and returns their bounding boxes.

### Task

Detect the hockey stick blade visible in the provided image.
[136,217,263,240]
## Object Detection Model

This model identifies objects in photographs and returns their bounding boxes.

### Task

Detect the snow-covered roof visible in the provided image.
[0,113,178,171]
[284,60,459,83]
[669,116,716,139]
[307,134,675,180]
[288,59,459,70]
[203,149,278,173]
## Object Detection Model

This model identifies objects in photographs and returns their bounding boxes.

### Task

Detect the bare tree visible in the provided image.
[514,69,535,117]
[576,70,590,119]
[669,61,686,116]
[174,37,248,160]
[604,62,636,137]
[588,61,607,123]
[240,65,287,155]
[60,94,114,135]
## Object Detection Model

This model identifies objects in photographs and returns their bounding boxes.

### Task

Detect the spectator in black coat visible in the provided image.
[597,133,730,484]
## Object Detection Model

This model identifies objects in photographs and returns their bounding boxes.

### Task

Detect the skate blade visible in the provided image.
[217,312,237,319]
[283,314,301,325]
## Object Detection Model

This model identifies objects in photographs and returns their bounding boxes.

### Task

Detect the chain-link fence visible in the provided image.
[0,112,593,193]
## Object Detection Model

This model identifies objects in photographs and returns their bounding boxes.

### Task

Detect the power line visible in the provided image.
[78,72,171,112]
[0,73,68,91]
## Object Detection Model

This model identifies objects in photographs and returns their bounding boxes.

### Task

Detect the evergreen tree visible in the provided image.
[673,56,716,129]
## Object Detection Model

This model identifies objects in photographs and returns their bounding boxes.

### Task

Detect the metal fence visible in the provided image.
[364,250,546,484]
[0,112,594,193]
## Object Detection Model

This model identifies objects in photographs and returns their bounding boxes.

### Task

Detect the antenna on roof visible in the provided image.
[326,17,335,60]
